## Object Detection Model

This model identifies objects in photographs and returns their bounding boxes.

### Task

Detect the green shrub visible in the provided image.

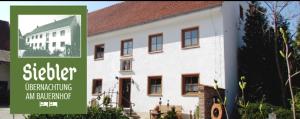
[164,106,177,119]
[239,102,294,119]
[23,49,50,57]
[26,106,128,119]
[273,107,293,119]
[194,106,200,119]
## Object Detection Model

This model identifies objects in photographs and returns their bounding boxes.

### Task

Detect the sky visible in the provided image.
[0,1,122,22]
[262,1,300,37]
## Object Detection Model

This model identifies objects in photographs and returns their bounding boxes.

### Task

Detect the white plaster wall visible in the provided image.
[87,7,225,116]
[221,1,248,115]
[25,26,71,54]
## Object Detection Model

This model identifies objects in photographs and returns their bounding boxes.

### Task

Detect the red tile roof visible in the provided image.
[88,1,223,36]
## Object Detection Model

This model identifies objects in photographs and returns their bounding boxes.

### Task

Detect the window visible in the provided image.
[148,76,162,95]
[240,5,244,20]
[121,39,133,56]
[149,33,163,53]
[46,33,49,38]
[61,42,65,47]
[92,79,102,95]
[120,59,132,71]
[52,42,56,47]
[40,34,42,38]
[94,44,104,59]
[182,74,199,96]
[39,43,42,47]
[182,27,199,48]
[27,38,30,42]
[32,36,34,39]
[52,32,56,37]
[36,35,38,39]
[35,43,37,47]
[60,30,65,36]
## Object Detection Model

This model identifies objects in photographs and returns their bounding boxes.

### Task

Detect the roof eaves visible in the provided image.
[88,2,222,37]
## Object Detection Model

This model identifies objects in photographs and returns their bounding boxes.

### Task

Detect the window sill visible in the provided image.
[182,93,199,97]
[121,55,133,59]
[148,50,163,54]
[148,94,163,97]
[92,93,101,96]
[119,70,133,72]
[94,58,104,61]
[182,45,200,50]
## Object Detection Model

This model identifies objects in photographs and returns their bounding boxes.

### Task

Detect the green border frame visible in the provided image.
[10,6,87,114]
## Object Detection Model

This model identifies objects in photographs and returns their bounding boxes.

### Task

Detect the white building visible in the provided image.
[87,1,247,119]
[24,16,79,55]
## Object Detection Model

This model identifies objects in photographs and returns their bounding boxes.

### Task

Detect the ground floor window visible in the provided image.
[148,76,162,96]
[182,74,199,96]
[92,79,102,95]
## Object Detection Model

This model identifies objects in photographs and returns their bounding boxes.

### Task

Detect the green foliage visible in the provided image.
[51,50,63,56]
[164,106,177,119]
[103,95,111,107]
[23,49,50,57]
[293,91,300,112]
[238,1,294,106]
[193,106,200,119]
[26,106,128,119]
[239,102,293,119]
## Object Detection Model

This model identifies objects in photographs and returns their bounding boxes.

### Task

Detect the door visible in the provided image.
[119,78,131,108]
[46,43,49,50]
[0,81,8,106]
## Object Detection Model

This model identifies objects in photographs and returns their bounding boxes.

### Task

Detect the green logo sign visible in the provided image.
[10,6,87,114]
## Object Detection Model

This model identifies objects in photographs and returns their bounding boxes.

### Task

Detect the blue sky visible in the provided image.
[0,1,122,22]
[262,1,300,37]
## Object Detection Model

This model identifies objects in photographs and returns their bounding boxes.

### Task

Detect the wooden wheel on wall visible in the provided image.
[211,103,223,119]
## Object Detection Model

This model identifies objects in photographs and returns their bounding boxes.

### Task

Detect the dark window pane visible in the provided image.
[95,45,104,59]
[183,75,198,94]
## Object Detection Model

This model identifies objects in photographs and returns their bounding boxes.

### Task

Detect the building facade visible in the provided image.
[87,1,247,118]
[0,20,10,107]
[24,16,79,55]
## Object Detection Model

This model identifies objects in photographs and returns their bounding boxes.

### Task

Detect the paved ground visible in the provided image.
[0,108,25,119]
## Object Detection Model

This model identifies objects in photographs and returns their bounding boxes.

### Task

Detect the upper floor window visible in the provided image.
[149,33,163,53]
[27,38,30,42]
[92,79,102,95]
[94,44,104,59]
[120,58,132,71]
[60,30,65,36]
[182,74,199,96]
[52,32,56,37]
[40,34,42,38]
[181,27,199,48]
[121,39,133,56]
[32,36,34,39]
[52,42,56,47]
[46,33,49,38]
[36,35,38,39]
[148,76,162,96]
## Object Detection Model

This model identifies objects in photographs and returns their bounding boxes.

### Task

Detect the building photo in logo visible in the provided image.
[18,15,81,58]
